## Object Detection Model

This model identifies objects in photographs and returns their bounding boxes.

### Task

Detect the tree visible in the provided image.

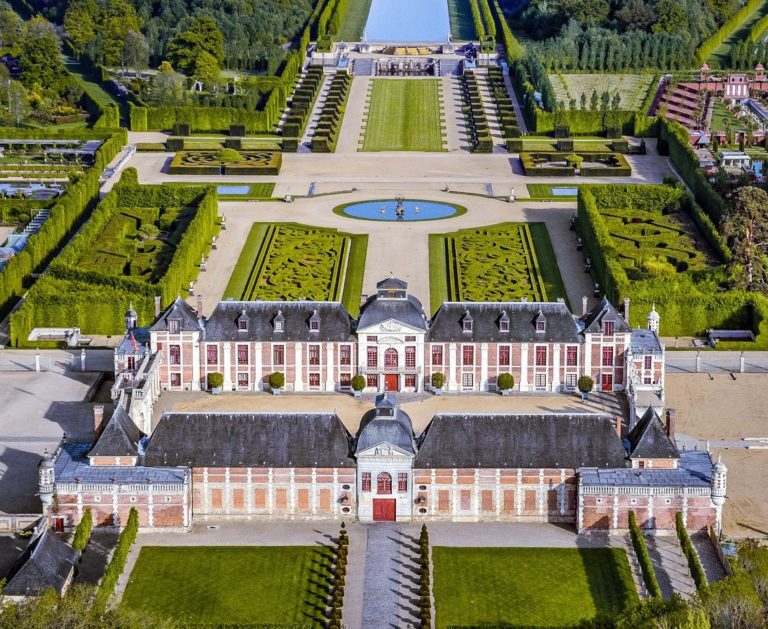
[722,187,768,291]
[193,50,221,88]
[167,17,224,76]
[654,0,687,34]
[611,92,621,111]
[122,30,149,78]
[497,373,514,391]
[577,375,594,396]
[616,0,656,32]
[100,0,141,67]
[350,374,365,392]
[19,18,64,89]
[63,0,99,52]
[0,9,21,50]
[152,61,185,106]
[590,89,599,110]
[7,80,27,126]
[580,91,588,109]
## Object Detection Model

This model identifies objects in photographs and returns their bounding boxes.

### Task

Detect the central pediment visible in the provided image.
[356,318,426,335]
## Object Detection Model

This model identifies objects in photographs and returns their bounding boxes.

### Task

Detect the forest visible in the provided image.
[515,0,748,70]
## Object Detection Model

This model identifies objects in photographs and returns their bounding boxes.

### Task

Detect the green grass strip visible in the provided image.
[222,223,270,300]
[529,222,570,307]
[341,234,369,317]
[432,546,638,628]
[337,0,373,41]
[428,233,449,315]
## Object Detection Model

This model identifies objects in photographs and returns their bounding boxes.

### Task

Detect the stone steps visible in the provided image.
[646,535,698,600]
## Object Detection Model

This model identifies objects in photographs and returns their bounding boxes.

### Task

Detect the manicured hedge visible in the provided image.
[534,109,636,136]
[72,507,93,553]
[628,510,662,599]
[10,171,218,343]
[675,512,708,592]
[521,152,630,176]
[0,129,126,320]
[311,72,351,153]
[168,151,282,175]
[93,507,139,614]
[282,67,325,151]
[697,0,763,64]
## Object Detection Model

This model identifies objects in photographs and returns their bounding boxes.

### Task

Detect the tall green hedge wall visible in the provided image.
[576,184,767,341]
[9,170,218,345]
[0,129,126,320]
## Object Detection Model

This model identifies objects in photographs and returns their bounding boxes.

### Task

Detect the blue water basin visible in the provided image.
[339,200,459,221]
[551,187,579,196]
[217,185,251,195]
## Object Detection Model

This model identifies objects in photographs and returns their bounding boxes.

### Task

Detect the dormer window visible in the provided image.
[603,321,614,336]
[237,309,249,332]
[274,310,285,333]
[462,311,473,334]
[309,310,320,333]
[499,311,509,333]
[535,311,546,334]
[168,319,180,334]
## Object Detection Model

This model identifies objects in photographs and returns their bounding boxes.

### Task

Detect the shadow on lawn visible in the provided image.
[578,546,637,616]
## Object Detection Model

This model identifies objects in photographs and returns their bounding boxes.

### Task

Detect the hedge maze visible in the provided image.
[312,72,352,153]
[520,151,631,177]
[361,79,446,152]
[225,223,368,314]
[168,150,282,175]
[9,172,218,344]
[431,223,551,303]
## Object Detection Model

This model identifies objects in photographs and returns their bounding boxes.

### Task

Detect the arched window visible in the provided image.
[377,472,392,494]
[384,348,398,369]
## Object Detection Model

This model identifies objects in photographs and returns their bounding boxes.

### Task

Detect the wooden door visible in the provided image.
[373,499,396,521]
[385,373,399,391]
[601,373,613,391]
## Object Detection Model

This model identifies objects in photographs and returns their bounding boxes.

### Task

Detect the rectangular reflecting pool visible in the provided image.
[217,185,251,195]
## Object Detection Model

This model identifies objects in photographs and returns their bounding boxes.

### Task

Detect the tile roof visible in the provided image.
[4,530,77,596]
[414,413,627,468]
[203,301,355,342]
[579,450,713,488]
[357,292,428,331]
[149,296,202,332]
[428,301,582,343]
[89,406,144,458]
[626,408,679,460]
[54,443,185,485]
[582,298,631,334]
[144,412,355,468]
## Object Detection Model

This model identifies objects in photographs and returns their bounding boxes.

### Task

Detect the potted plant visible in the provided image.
[431,372,444,395]
[497,372,514,396]
[207,372,223,395]
[578,375,594,401]
[350,374,365,398]
[269,371,285,395]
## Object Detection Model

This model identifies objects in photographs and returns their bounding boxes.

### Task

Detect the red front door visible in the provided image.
[601,373,613,391]
[385,374,399,391]
[373,499,396,521]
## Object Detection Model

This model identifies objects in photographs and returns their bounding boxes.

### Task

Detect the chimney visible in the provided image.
[582,296,588,317]
[665,408,676,438]
[154,295,162,318]
[197,294,203,319]
[93,405,105,435]
[623,297,630,326]
[615,416,622,439]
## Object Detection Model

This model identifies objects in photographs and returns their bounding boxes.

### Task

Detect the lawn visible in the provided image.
[710,100,746,133]
[432,547,638,628]
[121,546,332,625]
[549,74,655,112]
[337,0,374,41]
[447,0,478,41]
[361,79,445,151]
[708,1,768,68]
[428,222,567,313]
[526,183,580,200]
[224,222,368,317]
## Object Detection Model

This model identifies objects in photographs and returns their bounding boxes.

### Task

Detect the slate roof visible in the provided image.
[377,277,407,289]
[626,408,679,460]
[55,443,185,485]
[579,450,713,488]
[356,394,416,455]
[149,296,202,332]
[357,292,427,331]
[89,406,145,458]
[414,413,627,468]
[428,302,582,343]
[203,301,354,342]
[582,298,631,334]
[144,412,355,468]
[4,529,77,596]
[630,328,663,354]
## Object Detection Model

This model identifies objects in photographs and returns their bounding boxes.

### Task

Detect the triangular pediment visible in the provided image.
[356,318,425,335]
[357,442,415,458]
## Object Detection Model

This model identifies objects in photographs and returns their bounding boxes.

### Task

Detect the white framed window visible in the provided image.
[462,373,474,389]
[535,373,547,389]
[565,373,577,388]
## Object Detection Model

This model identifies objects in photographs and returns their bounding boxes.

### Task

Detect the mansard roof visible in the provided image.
[89,406,145,459]
[582,298,631,334]
[356,394,416,455]
[203,301,354,342]
[149,296,202,332]
[377,277,408,290]
[4,529,77,596]
[414,413,627,468]
[428,302,581,343]
[626,408,679,460]
[357,292,427,331]
[144,412,355,468]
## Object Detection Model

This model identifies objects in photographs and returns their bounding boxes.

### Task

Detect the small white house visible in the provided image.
[718,150,752,169]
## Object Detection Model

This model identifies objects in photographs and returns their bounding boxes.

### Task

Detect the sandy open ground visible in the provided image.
[666,373,768,537]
